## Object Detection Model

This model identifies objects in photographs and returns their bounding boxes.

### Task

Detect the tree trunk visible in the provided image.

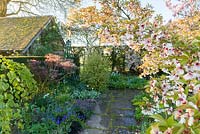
[0,0,9,17]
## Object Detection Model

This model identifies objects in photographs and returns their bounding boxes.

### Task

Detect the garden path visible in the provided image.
[80,89,138,134]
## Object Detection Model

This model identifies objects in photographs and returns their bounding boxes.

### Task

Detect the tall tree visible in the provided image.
[67,0,164,72]
[165,0,200,17]
[0,0,79,17]
[67,7,99,48]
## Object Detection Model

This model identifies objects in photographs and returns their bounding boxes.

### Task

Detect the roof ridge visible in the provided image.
[0,15,56,53]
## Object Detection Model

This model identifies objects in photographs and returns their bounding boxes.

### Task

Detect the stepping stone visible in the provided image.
[110,109,134,117]
[112,116,136,127]
[80,129,107,134]
[98,101,110,114]
[80,89,137,134]
[100,115,111,128]
[86,115,105,129]
[111,128,135,134]
[111,101,133,109]
[101,92,112,101]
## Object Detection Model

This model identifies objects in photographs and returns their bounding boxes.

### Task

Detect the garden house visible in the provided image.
[0,16,65,56]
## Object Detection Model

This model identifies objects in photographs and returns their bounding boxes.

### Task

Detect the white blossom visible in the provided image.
[193,84,200,94]
[188,117,194,126]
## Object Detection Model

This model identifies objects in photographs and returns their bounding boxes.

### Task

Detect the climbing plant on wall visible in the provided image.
[31,23,64,56]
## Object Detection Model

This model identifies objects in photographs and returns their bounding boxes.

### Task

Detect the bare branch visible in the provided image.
[6,2,22,16]
[1,0,79,17]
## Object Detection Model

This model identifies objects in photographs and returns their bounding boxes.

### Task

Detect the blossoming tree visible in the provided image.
[67,0,200,133]
[67,0,165,71]
[165,0,200,16]
[143,1,200,133]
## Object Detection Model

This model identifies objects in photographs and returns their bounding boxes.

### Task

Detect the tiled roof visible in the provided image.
[0,16,53,52]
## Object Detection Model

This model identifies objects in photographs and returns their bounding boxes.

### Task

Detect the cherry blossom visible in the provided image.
[183,71,197,80]
[150,126,162,134]
[164,128,173,134]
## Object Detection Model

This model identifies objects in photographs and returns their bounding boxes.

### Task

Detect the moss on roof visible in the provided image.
[0,16,53,51]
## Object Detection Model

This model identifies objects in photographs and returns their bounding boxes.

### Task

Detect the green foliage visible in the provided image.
[147,93,200,133]
[110,72,148,89]
[132,91,151,108]
[146,115,181,134]
[22,83,81,134]
[131,91,153,133]
[21,78,98,134]
[32,45,54,56]
[71,82,101,100]
[110,46,127,72]
[31,24,63,56]
[80,51,111,91]
[0,57,38,134]
[71,90,101,99]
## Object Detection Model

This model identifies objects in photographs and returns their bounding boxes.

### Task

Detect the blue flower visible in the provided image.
[56,119,61,125]
[61,115,67,122]
[55,116,62,125]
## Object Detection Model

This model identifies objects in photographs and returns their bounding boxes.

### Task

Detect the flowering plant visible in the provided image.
[67,1,200,133]
[139,21,200,134]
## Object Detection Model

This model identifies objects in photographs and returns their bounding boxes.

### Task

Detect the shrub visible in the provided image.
[28,54,76,84]
[0,57,38,133]
[80,51,111,91]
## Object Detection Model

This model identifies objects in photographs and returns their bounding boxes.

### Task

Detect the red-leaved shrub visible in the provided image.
[29,54,76,83]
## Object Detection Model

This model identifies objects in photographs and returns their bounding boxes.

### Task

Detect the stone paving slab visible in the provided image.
[111,101,133,109]
[112,116,136,127]
[111,90,136,98]
[100,115,111,128]
[108,108,134,117]
[86,114,106,129]
[79,90,137,134]
[97,101,110,114]
[111,109,134,117]
[111,128,135,134]
[80,129,108,134]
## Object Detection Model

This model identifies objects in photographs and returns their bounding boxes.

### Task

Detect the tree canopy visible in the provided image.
[0,0,80,17]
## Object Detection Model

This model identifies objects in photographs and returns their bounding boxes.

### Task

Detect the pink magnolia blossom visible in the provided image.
[174,109,182,120]
[175,67,184,75]
[168,74,179,81]
[188,102,198,110]
[176,93,187,106]
[186,109,195,126]
[183,72,196,80]
[192,61,200,71]
[193,84,200,94]
[188,116,194,126]
[150,125,162,134]
[164,127,173,134]
[179,114,186,124]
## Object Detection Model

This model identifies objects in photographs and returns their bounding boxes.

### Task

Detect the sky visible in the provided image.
[81,0,174,22]
[8,0,174,23]
[140,0,174,22]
